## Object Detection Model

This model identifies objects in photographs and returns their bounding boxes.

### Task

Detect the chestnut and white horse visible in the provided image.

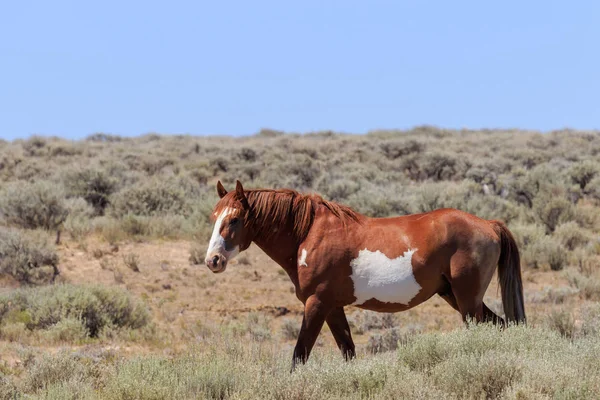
[205,181,525,370]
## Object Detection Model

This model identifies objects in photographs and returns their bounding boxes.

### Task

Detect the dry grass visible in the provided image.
[0,324,599,399]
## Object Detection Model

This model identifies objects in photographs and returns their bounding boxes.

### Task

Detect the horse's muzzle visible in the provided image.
[205,254,227,273]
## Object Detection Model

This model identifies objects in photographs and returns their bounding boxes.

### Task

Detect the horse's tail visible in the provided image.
[491,220,526,324]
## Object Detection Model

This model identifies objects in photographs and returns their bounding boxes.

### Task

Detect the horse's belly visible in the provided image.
[349,248,422,308]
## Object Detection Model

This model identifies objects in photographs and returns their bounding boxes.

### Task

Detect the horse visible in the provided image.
[204,180,526,370]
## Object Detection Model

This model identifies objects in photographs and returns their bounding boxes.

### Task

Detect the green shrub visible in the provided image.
[63,197,94,240]
[0,228,59,284]
[533,192,574,233]
[109,177,197,217]
[21,351,101,394]
[0,180,68,231]
[546,308,576,339]
[40,317,89,343]
[379,139,424,159]
[525,235,568,270]
[432,351,522,399]
[553,221,593,250]
[280,318,300,340]
[569,160,600,190]
[349,311,396,335]
[0,284,150,338]
[580,303,600,337]
[367,328,400,354]
[0,376,17,400]
[566,270,600,301]
[63,167,118,215]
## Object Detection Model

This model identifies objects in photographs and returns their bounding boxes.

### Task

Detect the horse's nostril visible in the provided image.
[212,255,220,266]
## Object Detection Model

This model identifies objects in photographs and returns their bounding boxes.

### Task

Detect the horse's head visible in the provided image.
[205,180,253,273]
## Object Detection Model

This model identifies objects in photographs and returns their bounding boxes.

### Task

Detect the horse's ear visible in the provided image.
[216,181,228,198]
[236,180,249,209]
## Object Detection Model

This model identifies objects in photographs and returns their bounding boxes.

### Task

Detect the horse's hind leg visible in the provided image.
[448,250,498,323]
[483,303,505,326]
[444,281,505,325]
[439,286,484,322]
[438,276,460,312]
[326,307,356,361]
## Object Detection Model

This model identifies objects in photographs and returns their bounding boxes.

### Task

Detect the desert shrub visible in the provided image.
[280,318,300,340]
[246,312,272,342]
[188,242,206,265]
[349,311,396,335]
[432,351,522,399]
[511,165,566,207]
[528,286,578,304]
[257,128,284,137]
[546,308,576,339]
[398,332,450,372]
[367,328,400,354]
[21,135,47,156]
[566,269,600,301]
[464,194,521,223]
[40,317,90,343]
[1,323,600,399]
[86,132,123,142]
[533,192,574,233]
[379,139,424,159]
[511,223,546,249]
[572,202,600,230]
[62,197,94,240]
[93,216,126,245]
[586,175,600,201]
[0,180,68,231]
[63,167,118,215]
[569,160,600,190]
[21,351,102,394]
[523,235,567,270]
[345,183,415,217]
[416,151,468,181]
[123,253,140,272]
[316,176,361,202]
[412,181,456,212]
[553,221,593,250]
[109,177,198,217]
[261,154,322,190]
[580,303,600,337]
[0,376,17,400]
[0,228,59,284]
[0,284,150,338]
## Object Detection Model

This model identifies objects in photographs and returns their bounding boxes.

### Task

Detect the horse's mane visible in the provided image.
[213,188,362,241]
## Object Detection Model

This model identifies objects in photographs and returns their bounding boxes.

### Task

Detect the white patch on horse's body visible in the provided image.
[206,207,239,260]
[350,249,421,306]
[298,249,308,267]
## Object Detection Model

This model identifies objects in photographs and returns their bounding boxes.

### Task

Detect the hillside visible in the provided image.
[1,128,600,398]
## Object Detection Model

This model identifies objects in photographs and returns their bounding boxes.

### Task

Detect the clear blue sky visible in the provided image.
[1,1,599,140]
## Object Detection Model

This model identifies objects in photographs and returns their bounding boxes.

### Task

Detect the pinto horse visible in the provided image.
[205,181,526,370]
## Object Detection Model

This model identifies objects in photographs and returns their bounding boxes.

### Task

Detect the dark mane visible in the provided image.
[213,188,362,241]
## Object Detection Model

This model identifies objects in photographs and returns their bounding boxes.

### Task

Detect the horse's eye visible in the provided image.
[229,218,239,226]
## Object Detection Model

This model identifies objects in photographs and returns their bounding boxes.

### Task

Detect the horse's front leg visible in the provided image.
[326,307,356,361]
[291,295,330,372]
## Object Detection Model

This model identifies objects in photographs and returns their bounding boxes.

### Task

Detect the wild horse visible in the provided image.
[205,181,525,370]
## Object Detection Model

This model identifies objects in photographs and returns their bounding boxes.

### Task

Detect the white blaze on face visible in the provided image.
[298,249,308,267]
[206,208,239,261]
[350,249,421,306]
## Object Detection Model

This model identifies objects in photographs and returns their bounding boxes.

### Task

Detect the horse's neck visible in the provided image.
[252,223,301,284]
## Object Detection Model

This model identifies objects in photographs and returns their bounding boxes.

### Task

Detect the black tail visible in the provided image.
[492,221,526,324]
